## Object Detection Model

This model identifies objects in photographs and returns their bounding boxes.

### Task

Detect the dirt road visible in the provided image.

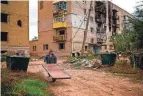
[28,60,143,96]
[49,69,143,96]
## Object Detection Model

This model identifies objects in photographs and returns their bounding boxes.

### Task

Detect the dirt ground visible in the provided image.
[28,60,143,96]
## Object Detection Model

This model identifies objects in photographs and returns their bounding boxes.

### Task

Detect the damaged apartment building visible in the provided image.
[95,1,133,52]
[30,0,132,57]
[1,1,29,56]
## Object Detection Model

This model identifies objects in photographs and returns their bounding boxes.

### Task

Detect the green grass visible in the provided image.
[1,68,52,96]
[14,79,48,96]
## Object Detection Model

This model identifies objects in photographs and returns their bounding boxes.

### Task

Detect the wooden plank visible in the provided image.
[42,64,71,79]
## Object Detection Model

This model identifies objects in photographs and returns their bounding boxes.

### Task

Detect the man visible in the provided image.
[44,50,57,64]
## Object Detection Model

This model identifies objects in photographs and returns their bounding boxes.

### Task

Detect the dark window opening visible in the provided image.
[85,46,88,51]
[72,53,75,57]
[1,13,8,23]
[1,32,8,41]
[1,50,7,54]
[84,9,86,15]
[40,1,44,10]
[59,30,65,35]
[59,43,65,50]
[1,1,8,4]
[43,44,48,50]
[17,20,22,27]
[91,27,94,32]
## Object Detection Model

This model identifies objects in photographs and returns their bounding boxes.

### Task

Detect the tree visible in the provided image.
[112,1,143,53]
[32,36,38,41]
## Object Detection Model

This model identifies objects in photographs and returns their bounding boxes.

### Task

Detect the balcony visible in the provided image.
[53,35,66,42]
[53,22,67,29]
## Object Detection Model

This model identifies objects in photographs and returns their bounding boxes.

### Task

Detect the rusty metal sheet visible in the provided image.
[42,64,71,79]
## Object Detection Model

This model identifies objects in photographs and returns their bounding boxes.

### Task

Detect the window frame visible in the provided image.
[1,13,9,23]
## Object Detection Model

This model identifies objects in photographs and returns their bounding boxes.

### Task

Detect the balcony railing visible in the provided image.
[53,35,66,42]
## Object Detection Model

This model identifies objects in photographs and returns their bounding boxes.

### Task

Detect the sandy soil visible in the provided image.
[27,60,143,96]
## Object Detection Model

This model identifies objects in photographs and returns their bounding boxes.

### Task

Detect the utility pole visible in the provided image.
[81,0,93,56]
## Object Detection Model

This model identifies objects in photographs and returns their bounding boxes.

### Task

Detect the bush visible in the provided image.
[108,60,137,74]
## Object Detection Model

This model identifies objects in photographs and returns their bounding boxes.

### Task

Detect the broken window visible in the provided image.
[1,32,8,41]
[17,20,22,27]
[59,30,65,35]
[40,1,44,10]
[1,1,8,4]
[1,13,9,23]
[85,46,88,51]
[59,43,65,50]
[55,1,67,11]
[43,44,48,50]
[90,27,94,32]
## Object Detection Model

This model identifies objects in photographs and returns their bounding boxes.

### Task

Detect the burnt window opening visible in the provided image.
[84,9,86,15]
[40,1,44,10]
[1,32,8,41]
[1,13,8,23]
[85,46,88,51]
[17,20,22,27]
[1,1,8,4]
[43,44,48,50]
[59,30,65,35]
[59,43,65,50]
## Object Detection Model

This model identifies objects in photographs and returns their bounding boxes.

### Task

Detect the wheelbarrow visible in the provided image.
[42,64,71,82]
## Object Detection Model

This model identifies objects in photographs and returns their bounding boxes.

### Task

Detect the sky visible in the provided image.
[29,0,138,40]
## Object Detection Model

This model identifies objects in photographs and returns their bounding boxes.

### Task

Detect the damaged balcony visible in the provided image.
[53,29,67,42]
[53,35,66,42]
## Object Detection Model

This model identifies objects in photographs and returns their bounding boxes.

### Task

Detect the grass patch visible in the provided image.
[13,79,48,96]
[1,68,53,96]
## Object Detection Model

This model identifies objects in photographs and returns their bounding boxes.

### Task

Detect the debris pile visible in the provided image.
[69,58,102,69]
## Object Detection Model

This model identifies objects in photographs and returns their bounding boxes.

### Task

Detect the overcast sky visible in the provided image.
[29,0,138,40]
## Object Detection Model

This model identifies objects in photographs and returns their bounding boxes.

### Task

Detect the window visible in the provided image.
[40,1,44,10]
[84,9,86,15]
[56,1,67,11]
[90,16,93,22]
[1,1,8,4]
[85,46,88,51]
[43,44,48,50]
[1,32,8,41]
[59,30,65,35]
[91,38,94,43]
[1,50,7,54]
[91,27,94,32]
[17,20,22,27]
[33,46,36,51]
[1,13,8,23]
[59,43,65,49]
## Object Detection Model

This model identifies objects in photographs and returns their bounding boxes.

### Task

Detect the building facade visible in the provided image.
[30,1,132,57]
[1,1,29,56]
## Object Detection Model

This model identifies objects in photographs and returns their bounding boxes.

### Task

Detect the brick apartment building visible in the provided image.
[30,1,132,57]
[1,1,29,56]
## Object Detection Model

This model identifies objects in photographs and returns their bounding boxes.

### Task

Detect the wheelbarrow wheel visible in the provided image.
[52,78,56,82]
